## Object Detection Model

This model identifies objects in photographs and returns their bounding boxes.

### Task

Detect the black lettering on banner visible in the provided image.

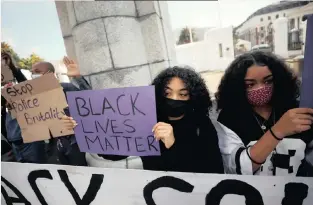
[143,176,194,205]
[282,183,308,205]
[135,137,146,152]
[1,176,31,205]
[89,98,101,115]
[131,93,146,116]
[58,170,104,205]
[85,135,104,151]
[28,170,53,205]
[102,97,116,114]
[147,135,158,151]
[116,94,130,116]
[75,97,90,117]
[123,119,136,133]
[205,179,264,205]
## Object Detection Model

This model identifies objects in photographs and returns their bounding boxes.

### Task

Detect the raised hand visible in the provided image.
[63,56,80,77]
[272,108,313,139]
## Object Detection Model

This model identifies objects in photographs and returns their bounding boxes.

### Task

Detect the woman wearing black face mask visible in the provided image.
[63,66,245,173]
[138,66,225,173]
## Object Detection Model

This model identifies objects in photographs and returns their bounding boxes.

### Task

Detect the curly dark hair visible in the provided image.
[215,51,300,113]
[151,66,212,121]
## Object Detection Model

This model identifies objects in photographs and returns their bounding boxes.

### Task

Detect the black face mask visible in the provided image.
[163,98,191,118]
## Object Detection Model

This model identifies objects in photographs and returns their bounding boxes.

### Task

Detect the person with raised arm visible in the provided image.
[31,56,91,166]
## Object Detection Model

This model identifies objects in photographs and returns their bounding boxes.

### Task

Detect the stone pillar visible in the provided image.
[55,1,176,89]
[273,17,289,58]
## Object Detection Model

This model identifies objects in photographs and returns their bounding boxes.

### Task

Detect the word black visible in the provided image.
[75,93,146,117]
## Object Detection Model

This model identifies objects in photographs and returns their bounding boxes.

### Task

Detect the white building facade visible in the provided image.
[236,1,313,57]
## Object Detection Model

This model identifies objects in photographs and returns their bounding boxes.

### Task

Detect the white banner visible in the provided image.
[1,162,313,205]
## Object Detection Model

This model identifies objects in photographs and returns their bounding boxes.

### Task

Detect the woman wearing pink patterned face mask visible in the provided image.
[215,51,313,176]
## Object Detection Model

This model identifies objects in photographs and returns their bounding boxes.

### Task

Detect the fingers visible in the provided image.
[152,122,169,132]
[61,115,77,130]
[63,56,70,65]
[296,125,311,133]
[295,119,313,125]
[296,114,313,121]
[294,108,313,115]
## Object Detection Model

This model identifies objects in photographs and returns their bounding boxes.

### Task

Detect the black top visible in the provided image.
[141,114,224,174]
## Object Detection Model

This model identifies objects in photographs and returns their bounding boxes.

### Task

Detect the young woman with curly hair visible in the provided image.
[215,51,313,176]
[63,66,246,174]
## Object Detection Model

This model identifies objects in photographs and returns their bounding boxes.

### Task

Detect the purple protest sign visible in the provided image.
[66,86,160,156]
[300,14,313,109]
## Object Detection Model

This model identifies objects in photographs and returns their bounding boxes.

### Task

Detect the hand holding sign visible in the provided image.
[153,122,175,149]
[272,108,313,138]
[62,115,78,130]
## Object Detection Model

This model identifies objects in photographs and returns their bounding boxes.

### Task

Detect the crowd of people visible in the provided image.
[1,50,313,177]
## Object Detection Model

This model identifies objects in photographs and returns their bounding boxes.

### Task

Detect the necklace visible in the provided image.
[253,110,276,133]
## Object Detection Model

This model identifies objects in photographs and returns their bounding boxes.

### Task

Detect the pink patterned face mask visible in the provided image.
[247,85,273,106]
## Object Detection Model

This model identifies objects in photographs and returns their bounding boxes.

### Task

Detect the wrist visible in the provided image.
[271,125,285,139]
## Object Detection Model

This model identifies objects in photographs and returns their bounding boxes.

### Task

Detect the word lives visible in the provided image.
[67,86,160,156]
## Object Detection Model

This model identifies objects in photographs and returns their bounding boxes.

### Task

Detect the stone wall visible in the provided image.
[55,1,176,168]
[55,1,177,89]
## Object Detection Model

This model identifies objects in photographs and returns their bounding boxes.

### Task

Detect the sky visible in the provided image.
[1,0,280,61]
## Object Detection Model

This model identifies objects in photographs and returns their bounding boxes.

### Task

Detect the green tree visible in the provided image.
[18,53,44,70]
[1,41,21,64]
[177,27,198,45]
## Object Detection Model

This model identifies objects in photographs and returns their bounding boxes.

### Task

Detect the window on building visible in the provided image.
[289,18,295,30]
[268,16,271,20]
[260,18,263,22]
[261,33,264,38]
[297,17,300,29]
[219,43,223,58]
[284,13,286,17]
[276,14,279,19]
[261,27,264,31]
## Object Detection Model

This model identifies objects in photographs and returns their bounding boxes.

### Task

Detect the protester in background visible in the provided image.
[31,57,91,166]
[1,51,47,163]
[215,51,313,176]
[62,66,249,174]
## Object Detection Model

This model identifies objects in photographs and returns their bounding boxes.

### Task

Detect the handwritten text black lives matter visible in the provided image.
[5,83,64,124]
[73,92,159,155]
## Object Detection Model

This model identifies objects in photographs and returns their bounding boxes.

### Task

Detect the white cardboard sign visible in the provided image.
[1,162,313,205]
